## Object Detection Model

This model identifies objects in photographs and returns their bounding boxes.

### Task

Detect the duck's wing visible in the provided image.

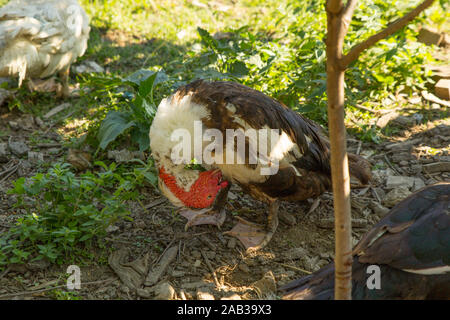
[354,182,450,274]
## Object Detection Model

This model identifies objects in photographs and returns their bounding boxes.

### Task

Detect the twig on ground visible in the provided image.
[299,198,321,222]
[384,154,402,175]
[199,236,217,251]
[371,187,381,203]
[153,238,175,265]
[177,240,182,263]
[352,104,379,114]
[0,160,21,183]
[105,237,136,245]
[145,198,166,209]
[0,277,116,299]
[200,249,221,289]
[0,267,11,280]
[356,141,362,155]
[35,143,61,148]
[275,262,312,274]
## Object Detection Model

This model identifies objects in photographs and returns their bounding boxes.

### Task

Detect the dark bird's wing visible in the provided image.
[174,79,331,174]
[281,263,335,300]
[174,80,372,200]
[354,182,450,273]
[281,183,450,299]
[173,80,341,202]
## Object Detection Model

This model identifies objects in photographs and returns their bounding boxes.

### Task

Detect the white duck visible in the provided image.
[0,0,90,97]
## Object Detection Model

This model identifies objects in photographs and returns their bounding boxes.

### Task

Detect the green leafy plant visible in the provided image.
[0,162,132,267]
[49,289,83,300]
[193,0,437,141]
[97,69,169,151]
[77,0,441,149]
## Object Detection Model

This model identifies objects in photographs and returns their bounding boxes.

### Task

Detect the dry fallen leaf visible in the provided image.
[67,149,92,171]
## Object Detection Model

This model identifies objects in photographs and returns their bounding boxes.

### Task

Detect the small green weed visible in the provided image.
[0,162,133,267]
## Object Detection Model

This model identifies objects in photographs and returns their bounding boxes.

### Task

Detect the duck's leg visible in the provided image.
[57,66,71,98]
[224,199,279,252]
[181,184,230,230]
[180,207,227,230]
[27,77,61,94]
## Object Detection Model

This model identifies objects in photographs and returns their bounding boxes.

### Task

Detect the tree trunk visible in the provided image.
[326,0,353,300]
[327,68,353,300]
[325,0,435,300]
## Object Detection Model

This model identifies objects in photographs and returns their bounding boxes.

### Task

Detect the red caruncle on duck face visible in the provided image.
[159,167,229,209]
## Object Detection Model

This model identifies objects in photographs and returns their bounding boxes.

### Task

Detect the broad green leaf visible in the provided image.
[229,60,249,77]
[98,111,135,150]
[123,69,168,96]
[197,27,218,51]
[194,68,231,80]
[138,72,158,99]
[131,125,150,152]
[142,172,158,187]
[79,234,92,241]
[142,98,156,119]
[8,177,25,194]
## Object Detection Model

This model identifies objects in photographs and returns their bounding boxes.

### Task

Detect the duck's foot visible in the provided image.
[180,207,226,230]
[225,200,279,253]
[56,83,71,99]
[27,78,61,93]
[57,67,71,99]
[223,216,267,250]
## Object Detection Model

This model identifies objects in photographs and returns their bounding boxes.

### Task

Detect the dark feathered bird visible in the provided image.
[281,183,450,300]
[149,80,371,251]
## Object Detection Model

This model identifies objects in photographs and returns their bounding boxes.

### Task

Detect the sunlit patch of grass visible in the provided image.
[416,145,449,156]
[382,124,401,137]
[57,118,91,138]
[81,0,292,44]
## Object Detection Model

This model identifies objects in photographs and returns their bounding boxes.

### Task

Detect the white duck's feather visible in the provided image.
[0,0,90,85]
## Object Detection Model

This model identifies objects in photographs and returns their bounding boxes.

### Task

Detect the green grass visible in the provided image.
[78,0,297,73]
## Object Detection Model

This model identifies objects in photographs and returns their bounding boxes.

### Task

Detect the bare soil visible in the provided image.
[0,95,448,300]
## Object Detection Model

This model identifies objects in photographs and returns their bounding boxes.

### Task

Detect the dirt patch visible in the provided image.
[0,92,449,300]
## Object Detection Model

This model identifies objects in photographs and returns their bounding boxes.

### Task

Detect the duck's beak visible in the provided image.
[213,181,231,210]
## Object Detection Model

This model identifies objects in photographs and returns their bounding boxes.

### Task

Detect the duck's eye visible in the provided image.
[207,195,212,200]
